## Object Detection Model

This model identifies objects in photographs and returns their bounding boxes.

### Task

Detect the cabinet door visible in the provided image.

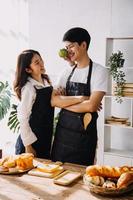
[104,154,132,166]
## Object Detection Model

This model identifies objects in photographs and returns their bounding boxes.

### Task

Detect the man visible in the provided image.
[51,27,108,166]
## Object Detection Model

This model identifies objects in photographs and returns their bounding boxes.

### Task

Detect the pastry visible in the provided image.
[15,153,34,170]
[85,174,105,186]
[103,180,116,189]
[117,171,133,189]
[0,165,8,172]
[86,165,133,178]
[0,157,10,166]
[0,153,34,172]
[3,156,16,168]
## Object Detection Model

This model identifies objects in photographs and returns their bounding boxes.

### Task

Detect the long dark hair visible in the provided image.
[14,49,51,100]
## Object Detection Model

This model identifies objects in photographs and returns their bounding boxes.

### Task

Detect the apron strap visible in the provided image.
[67,65,77,83]
[86,59,93,96]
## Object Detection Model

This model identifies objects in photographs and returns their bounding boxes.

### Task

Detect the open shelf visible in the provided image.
[102,37,133,166]
[104,124,133,129]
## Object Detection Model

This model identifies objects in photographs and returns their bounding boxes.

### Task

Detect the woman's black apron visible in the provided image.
[15,86,54,159]
[51,60,98,166]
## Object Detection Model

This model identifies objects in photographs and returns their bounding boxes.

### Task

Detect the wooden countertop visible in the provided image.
[0,159,133,200]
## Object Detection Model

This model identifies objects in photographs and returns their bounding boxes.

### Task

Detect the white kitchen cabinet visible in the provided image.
[103,37,133,166]
[104,154,132,166]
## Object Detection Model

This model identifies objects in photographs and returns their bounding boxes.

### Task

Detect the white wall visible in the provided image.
[28,0,111,82]
[0,0,29,84]
[0,0,29,155]
[111,0,133,36]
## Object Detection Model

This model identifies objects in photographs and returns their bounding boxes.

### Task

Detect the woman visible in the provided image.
[14,49,54,158]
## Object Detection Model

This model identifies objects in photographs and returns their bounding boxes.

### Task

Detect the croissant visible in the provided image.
[117,171,133,189]
[3,156,16,168]
[86,165,133,178]
[0,156,10,166]
[15,153,34,170]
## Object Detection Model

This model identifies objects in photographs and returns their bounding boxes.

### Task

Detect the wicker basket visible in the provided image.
[83,174,133,196]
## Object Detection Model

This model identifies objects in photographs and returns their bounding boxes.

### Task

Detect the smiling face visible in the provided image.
[26,53,45,77]
[65,41,87,63]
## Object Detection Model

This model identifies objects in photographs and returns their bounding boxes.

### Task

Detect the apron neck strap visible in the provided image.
[67,65,77,82]
[86,59,93,95]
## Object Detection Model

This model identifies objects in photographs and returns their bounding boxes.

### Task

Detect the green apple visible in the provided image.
[58,48,68,58]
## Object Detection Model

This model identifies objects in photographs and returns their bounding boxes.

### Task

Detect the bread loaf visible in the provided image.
[117,172,133,189]
[0,165,8,172]
[0,157,10,166]
[15,153,34,170]
[103,180,116,189]
[3,156,16,168]
[0,153,34,172]
[85,175,105,186]
[86,165,133,178]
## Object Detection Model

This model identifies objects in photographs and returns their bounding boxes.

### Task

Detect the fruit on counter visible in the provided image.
[58,48,68,58]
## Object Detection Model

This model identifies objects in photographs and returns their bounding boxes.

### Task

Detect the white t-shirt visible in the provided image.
[56,62,109,94]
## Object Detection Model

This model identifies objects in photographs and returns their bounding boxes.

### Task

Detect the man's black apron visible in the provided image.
[51,60,98,166]
[15,86,54,159]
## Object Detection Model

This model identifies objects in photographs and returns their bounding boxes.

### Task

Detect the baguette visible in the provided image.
[86,165,133,178]
[117,171,133,189]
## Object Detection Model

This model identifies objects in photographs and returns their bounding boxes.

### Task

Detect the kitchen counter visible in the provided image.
[0,159,133,200]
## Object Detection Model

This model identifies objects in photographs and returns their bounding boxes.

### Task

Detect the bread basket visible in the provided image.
[83,174,133,196]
